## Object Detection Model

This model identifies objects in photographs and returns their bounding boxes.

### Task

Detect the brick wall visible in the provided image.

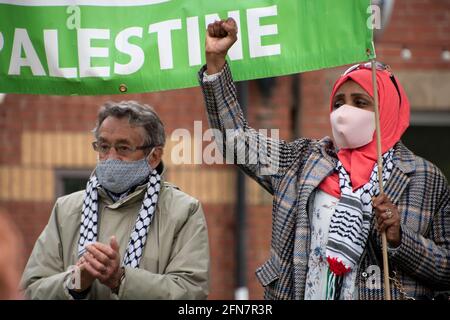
[0,0,449,300]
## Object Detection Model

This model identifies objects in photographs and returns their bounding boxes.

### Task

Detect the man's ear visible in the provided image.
[148,147,163,168]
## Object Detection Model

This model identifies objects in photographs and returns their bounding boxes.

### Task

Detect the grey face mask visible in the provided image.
[95,156,152,194]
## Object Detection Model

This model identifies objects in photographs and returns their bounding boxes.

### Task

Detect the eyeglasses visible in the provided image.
[92,141,153,156]
[343,61,402,104]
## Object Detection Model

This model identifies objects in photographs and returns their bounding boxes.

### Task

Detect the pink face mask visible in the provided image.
[330,104,375,149]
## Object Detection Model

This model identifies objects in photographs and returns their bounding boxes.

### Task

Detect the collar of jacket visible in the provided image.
[310,138,416,187]
[384,142,416,205]
[391,142,416,174]
[298,136,338,191]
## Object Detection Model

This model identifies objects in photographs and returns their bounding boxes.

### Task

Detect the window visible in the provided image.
[401,111,450,181]
[55,169,91,198]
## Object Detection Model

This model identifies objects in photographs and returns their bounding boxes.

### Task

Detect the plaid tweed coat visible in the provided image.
[199,63,450,300]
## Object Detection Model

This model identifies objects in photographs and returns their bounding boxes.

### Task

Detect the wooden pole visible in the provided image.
[371,59,391,300]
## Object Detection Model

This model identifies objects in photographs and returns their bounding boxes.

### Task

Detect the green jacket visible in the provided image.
[21,180,210,300]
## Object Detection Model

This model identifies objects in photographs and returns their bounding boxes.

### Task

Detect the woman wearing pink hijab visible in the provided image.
[199,18,450,300]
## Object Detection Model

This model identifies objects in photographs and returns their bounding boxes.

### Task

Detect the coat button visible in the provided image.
[362,272,368,278]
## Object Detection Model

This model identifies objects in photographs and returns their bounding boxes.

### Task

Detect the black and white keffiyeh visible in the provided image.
[78,169,161,268]
[325,149,394,298]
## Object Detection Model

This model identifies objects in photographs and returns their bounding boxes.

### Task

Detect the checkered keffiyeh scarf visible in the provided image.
[78,169,161,268]
[325,149,394,299]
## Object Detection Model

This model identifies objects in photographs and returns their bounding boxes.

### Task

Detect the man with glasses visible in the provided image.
[21,101,210,300]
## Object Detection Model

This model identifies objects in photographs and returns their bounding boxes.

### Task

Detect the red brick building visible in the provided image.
[0,0,449,299]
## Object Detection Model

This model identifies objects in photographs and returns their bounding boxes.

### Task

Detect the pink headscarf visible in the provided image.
[319,67,411,198]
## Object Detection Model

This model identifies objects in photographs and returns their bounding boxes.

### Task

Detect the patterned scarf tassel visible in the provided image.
[326,257,351,300]
[326,268,336,300]
[326,268,345,300]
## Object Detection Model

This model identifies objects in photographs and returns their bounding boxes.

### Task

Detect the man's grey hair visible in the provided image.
[93,101,166,149]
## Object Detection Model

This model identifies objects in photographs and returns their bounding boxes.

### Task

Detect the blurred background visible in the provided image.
[0,0,449,299]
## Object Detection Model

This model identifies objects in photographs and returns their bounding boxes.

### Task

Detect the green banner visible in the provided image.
[0,0,374,95]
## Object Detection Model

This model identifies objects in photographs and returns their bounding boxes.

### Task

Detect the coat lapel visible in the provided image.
[384,142,415,205]
[293,138,337,299]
